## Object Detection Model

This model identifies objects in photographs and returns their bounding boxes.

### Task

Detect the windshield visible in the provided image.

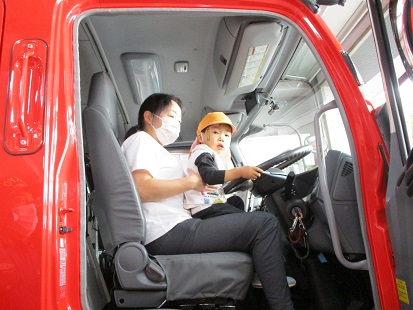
[239,38,351,174]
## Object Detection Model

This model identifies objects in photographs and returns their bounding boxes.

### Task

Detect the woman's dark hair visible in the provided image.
[124,93,183,140]
[137,93,183,131]
[124,125,139,140]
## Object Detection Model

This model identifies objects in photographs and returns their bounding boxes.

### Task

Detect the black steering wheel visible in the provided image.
[223,145,313,194]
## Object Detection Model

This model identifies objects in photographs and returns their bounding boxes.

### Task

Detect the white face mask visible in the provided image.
[151,114,181,146]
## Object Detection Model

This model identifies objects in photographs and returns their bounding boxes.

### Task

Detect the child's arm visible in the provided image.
[195,152,263,184]
[195,152,225,185]
[224,165,263,182]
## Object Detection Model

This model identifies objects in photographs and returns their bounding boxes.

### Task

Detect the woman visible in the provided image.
[121,93,294,310]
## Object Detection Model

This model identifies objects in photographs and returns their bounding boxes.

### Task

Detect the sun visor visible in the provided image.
[213,19,283,96]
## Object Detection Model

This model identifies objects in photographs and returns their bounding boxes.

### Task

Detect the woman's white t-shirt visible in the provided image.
[121,131,191,244]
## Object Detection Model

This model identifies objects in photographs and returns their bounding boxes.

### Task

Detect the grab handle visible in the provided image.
[4,39,47,154]
[314,100,368,270]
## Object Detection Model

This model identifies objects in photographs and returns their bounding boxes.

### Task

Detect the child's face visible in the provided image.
[200,124,232,154]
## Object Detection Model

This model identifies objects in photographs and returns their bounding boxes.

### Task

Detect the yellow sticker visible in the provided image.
[396,278,410,304]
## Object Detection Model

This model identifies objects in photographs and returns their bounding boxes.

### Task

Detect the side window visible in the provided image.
[345,3,413,149]
[362,56,413,148]
[398,78,413,146]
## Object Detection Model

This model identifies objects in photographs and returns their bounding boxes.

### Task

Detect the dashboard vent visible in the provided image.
[341,161,353,177]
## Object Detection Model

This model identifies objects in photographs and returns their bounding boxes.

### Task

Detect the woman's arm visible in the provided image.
[132,169,213,202]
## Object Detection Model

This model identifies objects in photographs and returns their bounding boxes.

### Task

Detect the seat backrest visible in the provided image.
[83,72,145,256]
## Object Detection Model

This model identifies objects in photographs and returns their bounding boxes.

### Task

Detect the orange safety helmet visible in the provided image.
[196,112,237,136]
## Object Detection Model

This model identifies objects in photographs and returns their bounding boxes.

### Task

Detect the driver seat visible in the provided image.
[82,72,254,308]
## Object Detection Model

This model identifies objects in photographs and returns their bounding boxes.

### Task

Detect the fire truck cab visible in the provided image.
[1,0,412,309]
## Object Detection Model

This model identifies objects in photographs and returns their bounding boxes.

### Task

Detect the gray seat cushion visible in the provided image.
[155,252,254,301]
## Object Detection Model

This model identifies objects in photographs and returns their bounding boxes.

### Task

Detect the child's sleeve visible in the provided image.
[195,152,225,184]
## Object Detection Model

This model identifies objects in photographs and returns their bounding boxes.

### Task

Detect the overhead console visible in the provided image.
[213,17,284,96]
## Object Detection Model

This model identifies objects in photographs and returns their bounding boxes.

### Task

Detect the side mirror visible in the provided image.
[390,0,413,79]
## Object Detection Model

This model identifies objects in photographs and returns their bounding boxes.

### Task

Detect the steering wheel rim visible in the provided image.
[223,145,313,194]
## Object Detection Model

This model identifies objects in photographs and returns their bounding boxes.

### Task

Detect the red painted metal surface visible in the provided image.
[0,0,397,309]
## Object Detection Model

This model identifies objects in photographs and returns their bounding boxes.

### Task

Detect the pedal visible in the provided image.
[219,306,236,310]
[180,305,196,310]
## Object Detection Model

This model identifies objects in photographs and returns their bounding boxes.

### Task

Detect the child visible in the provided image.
[185,112,264,219]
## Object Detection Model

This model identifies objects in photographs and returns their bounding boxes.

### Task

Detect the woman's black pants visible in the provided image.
[146,211,294,310]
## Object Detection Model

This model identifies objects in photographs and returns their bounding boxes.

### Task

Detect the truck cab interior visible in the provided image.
[77,6,380,310]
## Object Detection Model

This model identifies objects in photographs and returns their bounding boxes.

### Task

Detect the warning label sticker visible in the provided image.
[396,278,410,304]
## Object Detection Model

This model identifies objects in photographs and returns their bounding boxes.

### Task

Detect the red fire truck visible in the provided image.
[1,0,412,309]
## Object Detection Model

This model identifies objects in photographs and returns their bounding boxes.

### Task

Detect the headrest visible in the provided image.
[87,72,119,139]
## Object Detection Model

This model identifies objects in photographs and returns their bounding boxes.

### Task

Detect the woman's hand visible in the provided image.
[133,168,216,202]
[187,168,219,192]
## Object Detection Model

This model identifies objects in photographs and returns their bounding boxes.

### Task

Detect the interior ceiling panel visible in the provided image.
[87,14,223,141]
